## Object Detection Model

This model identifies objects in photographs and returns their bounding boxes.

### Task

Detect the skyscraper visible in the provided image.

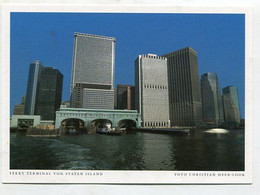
[162,47,203,126]
[117,84,135,110]
[70,33,115,109]
[222,86,241,124]
[35,67,63,120]
[24,60,43,115]
[135,54,170,128]
[201,73,224,125]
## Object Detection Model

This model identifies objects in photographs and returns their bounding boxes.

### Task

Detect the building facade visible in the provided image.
[70,33,115,109]
[135,54,170,128]
[114,88,117,109]
[35,67,63,120]
[11,115,41,129]
[201,73,224,125]
[222,86,241,124]
[117,84,135,110]
[55,106,141,129]
[13,96,26,115]
[13,104,25,115]
[24,60,43,115]
[162,47,203,126]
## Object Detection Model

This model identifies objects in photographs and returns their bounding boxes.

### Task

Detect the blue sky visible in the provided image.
[10,13,245,118]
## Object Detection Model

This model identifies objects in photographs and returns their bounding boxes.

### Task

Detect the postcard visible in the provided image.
[1,4,252,184]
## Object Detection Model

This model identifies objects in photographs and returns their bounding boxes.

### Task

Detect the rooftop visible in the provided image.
[74,32,116,41]
[58,107,139,114]
[139,54,167,60]
[162,47,197,57]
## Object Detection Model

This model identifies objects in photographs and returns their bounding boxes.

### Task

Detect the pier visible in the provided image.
[133,127,190,135]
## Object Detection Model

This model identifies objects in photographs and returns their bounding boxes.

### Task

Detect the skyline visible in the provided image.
[10,13,245,118]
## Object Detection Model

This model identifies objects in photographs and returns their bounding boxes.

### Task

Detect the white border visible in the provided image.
[1,5,252,184]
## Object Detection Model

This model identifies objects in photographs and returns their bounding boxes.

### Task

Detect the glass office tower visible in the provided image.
[201,73,224,125]
[35,67,63,120]
[222,86,241,124]
[70,33,115,109]
[24,60,43,115]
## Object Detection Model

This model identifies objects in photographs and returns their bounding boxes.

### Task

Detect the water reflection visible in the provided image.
[205,128,229,134]
[141,133,175,170]
[10,129,244,171]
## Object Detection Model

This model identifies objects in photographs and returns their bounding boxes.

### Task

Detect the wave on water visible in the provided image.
[46,139,94,170]
[205,128,229,134]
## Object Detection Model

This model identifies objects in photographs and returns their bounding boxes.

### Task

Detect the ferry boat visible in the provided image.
[96,127,124,136]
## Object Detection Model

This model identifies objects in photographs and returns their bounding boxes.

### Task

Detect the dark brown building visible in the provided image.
[13,104,25,115]
[117,84,135,110]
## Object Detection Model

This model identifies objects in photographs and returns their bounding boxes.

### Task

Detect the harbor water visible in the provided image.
[10,129,244,171]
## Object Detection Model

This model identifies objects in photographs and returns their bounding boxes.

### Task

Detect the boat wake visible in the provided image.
[205,128,229,134]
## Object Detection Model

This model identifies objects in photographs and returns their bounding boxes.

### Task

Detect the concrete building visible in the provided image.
[13,104,25,115]
[13,96,26,115]
[135,54,170,128]
[11,115,41,128]
[162,47,203,126]
[55,106,141,130]
[222,86,241,124]
[117,84,135,110]
[24,60,43,115]
[70,33,115,109]
[35,67,63,120]
[201,73,224,125]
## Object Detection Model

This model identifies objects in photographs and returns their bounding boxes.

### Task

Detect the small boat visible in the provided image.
[96,128,124,136]
[96,128,110,134]
[118,127,126,131]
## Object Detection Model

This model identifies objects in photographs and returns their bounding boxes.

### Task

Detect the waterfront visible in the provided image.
[10,129,244,171]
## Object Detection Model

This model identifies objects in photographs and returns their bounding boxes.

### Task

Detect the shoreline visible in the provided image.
[10,126,244,137]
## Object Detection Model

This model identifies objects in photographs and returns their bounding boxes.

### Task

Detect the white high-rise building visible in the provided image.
[135,54,170,128]
[70,33,115,109]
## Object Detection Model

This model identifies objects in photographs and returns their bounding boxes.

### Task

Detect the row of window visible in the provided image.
[144,84,168,90]
[142,55,166,60]
[75,32,115,41]
[58,113,135,118]
[143,121,169,127]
